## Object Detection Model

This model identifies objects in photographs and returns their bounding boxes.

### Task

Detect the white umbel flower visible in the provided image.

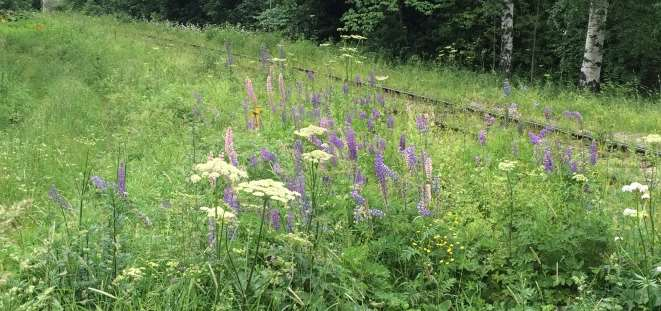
[294,125,327,138]
[236,179,301,204]
[302,150,333,164]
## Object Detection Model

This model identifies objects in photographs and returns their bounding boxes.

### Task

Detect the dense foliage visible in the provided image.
[1,13,660,310]
[0,0,640,91]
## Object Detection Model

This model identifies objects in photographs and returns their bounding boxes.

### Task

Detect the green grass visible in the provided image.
[0,12,660,310]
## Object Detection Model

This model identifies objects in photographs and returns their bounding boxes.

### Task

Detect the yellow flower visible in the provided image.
[236,179,301,203]
[294,125,327,138]
[302,150,333,164]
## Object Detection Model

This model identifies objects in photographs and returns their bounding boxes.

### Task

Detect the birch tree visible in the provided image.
[579,0,609,92]
[500,0,514,78]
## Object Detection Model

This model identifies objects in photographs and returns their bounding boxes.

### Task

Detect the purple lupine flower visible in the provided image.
[342,83,349,95]
[543,107,552,120]
[417,200,432,217]
[224,127,238,166]
[404,146,417,170]
[478,129,487,146]
[224,187,240,213]
[570,161,578,173]
[320,117,334,129]
[386,115,395,129]
[589,141,598,165]
[369,209,385,218]
[484,114,496,127]
[539,126,553,139]
[288,175,305,198]
[355,74,362,84]
[359,111,367,120]
[351,190,366,206]
[543,148,554,173]
[528,131,542,145]
[270,209,281,230]
[399,134,406,152]
[374,153,389,200]
[310,136,324,148]
[354,169,366,187]
[117,161,127,197]
[90,176,107,191]
[329,132,344,150]
[376,93,385,106]
[346,127,358,161]
[371,108,381,120]
[247,118,256,130]
[306,70,315,81]
[260,148,276,162]
[311,107,321,120]
[311,93,321,107]
[421,151,433,180]
[48,185,72,210]
[416,115,429,134]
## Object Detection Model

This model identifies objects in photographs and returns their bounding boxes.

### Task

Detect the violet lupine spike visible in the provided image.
[329,132,344,150]
[416,115,429,134]
[387,115,395,129]
[354,169,366,187]
[404,146,417,171]
[543,148,554,173]
[224,187,240,213]
[320,117,334,129]
[528,131,542,145]
[589,141,598,165]
[351,190,366,206]
[374,153,389,200]
[245,78,257,104]
[346,127,358,161]
[539,126,553,139]
[375,137,386,154]
[367,118,375,132]
[371,108,381,120]
[224,127,238,166]
[90,176,107,191]
[311,93,321,107]
[417,200,432,217]
[117,161,127,197]
[570,161,578,173]
[399,134,406,152]
[260,148,276,162]
[310,136,324,149]
[478,129,487,146]
[270,209,281,231]
[563,147,573,164]
[342,83,349,95]
[359,111,367,120]
[48,185,72,210]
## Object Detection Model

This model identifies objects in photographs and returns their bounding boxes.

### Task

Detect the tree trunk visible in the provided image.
[579,0,609,92]
[500,0,514,78]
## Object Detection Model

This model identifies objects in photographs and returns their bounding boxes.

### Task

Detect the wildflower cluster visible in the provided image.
[192,156,248,184]
[236,179,301,203]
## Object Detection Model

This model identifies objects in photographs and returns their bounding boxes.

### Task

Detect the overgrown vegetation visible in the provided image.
[1,12,660,310]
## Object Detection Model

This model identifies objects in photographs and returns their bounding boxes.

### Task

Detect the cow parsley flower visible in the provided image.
[194,157,248,184]
[622,208,637,217]
[302,150,333,164]
[498,160,518,172]
[294,125,327,138]
[200,205,237,223]
[236,179,301,204]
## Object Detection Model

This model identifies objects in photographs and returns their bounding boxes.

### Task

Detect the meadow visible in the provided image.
[1,12,660,310]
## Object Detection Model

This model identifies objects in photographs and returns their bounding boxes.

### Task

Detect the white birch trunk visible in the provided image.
[579,0,609,92]
[500,0,514,78]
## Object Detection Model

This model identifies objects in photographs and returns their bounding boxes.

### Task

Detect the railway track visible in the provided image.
[136,32,660,157]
